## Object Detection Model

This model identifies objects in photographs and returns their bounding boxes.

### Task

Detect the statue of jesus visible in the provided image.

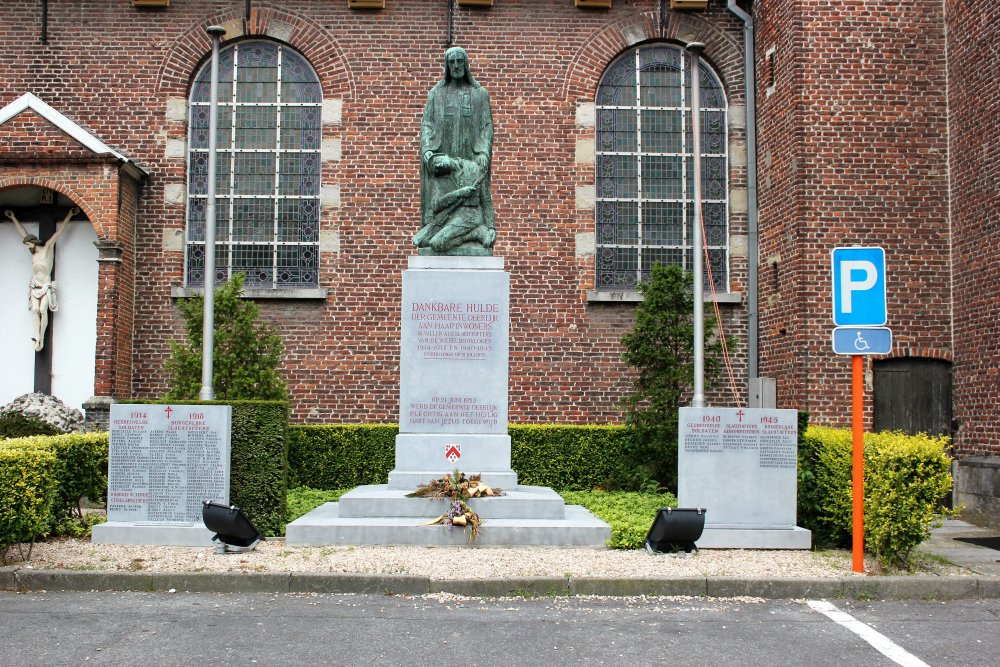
[4,207,80,351]
[416,47,496,256]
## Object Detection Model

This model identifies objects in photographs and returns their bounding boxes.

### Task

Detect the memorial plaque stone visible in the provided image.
[106,403,231,524]
[678,407,809,548]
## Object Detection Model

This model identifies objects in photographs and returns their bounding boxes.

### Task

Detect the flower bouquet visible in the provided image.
[409,470,504,544]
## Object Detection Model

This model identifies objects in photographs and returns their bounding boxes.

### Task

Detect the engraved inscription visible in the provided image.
[411,301,500,360]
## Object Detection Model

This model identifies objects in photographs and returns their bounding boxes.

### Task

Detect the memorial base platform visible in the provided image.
[695,526,812,550]
[285,484,611,547]
[91,521,216,547]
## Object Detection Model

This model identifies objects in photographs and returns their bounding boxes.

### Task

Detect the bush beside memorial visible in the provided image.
[227,401,289,537]
[287,423,632,491]
[1,433,108,538]
[798,425,954,569]
[0,444,57,556]
[510,425,632,491]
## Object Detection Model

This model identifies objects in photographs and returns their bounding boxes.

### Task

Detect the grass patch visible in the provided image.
[558,490,677,549]
[286,487,350,523]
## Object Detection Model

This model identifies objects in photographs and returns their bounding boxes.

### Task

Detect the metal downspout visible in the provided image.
[727,0,760,393]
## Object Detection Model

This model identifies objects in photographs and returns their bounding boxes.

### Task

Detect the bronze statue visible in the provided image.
[4,207,79,351]
[415,47,496,256]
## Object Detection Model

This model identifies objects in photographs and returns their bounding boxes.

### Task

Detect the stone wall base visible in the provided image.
[954,457,1000,530]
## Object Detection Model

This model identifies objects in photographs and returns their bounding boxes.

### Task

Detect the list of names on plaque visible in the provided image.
[681,408,797,470]
[107,404,231,524]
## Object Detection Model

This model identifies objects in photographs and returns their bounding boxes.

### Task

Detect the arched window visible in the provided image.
[186,41,322,289]
[595,43,728,290]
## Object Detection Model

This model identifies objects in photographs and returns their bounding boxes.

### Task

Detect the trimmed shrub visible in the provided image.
[799,425,954,569]
[228,401,288,536]
[288,425,397,489]
[2,433,109,533]
[0,446,57,554]
[559,490,678,549]
[510,425,631,490]
[38,433,108,519]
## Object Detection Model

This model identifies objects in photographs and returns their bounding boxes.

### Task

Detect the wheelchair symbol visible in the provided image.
[854,331,871,351]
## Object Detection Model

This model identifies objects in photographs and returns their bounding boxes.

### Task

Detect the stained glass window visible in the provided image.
[187,41,322,289]
[595,44,729,290]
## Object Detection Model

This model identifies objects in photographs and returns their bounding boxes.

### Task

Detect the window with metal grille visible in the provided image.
[186,41,321,289]
[595,44,728,290]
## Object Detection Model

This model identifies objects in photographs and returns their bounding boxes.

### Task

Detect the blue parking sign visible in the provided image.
[831,247,887,326]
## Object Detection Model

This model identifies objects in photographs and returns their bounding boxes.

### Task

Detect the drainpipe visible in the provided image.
[445,0,454,48]
[727,0,760,396]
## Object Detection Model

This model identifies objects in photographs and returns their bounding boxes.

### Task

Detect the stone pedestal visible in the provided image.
[285,256,611,547]
[389,255,516,488]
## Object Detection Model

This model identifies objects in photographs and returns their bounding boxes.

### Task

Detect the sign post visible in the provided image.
[831,246,889,574]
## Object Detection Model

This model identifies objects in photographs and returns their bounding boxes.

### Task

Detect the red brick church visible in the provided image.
[0,0,996,523]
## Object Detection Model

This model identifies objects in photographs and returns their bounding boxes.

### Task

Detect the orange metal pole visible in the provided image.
[851,354,865,573]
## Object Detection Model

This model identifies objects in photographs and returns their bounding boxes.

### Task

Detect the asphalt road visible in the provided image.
[1,591,997,666]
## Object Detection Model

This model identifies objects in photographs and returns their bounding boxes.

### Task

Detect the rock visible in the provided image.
[0,392,85,433]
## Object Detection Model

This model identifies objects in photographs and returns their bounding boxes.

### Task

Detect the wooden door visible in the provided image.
[873,358,952,436]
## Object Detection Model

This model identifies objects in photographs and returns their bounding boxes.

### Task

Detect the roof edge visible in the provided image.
[0,93,150,178]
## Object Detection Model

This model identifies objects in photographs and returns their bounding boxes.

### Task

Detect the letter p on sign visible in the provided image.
[831,247,887,326]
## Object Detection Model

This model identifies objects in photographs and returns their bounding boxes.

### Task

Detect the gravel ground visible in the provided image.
[2,538,928,580]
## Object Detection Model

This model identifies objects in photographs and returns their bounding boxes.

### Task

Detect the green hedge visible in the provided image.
[2,433,108,533]
[288,424,397,489]
[287,423,631,491]
[227,401,288,536]
[0,445,57,552]
[798,425,953,568]
[511,425,630,490]
[123,400,288,537]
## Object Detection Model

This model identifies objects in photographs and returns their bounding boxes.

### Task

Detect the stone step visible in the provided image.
[285,503,611,547]
[387,469,519,490]
[337,485,567,520]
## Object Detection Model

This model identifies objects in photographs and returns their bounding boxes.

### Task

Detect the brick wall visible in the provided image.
[1,0,752,424]
[4,1,990,456]
[946,0,1000,458]
[755,0,952,425]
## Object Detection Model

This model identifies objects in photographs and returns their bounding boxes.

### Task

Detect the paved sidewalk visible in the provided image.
[920,518,1000,577]
[3,520,998,600]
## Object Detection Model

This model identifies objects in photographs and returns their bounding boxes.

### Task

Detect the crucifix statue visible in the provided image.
[4,207,80,351]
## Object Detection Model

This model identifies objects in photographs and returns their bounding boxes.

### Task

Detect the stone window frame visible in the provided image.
[591,42,730,297]
[184,39,323,293]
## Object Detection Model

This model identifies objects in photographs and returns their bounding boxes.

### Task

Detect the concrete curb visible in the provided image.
[3,568,999,599]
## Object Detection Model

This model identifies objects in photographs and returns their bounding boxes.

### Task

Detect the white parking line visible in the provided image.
[807,600,931,667]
